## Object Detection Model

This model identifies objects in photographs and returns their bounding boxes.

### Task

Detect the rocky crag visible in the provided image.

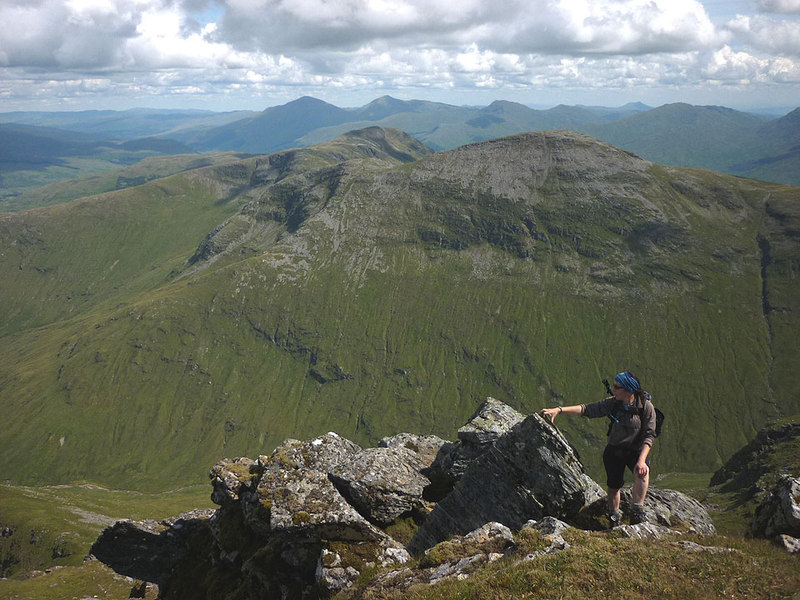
[92,398,719,599]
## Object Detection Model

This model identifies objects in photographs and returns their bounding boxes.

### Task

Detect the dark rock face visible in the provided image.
[750,475,800,539]
[710,422,800,491]
[90,510,214,586]
[422,397,525,500]
[408,413,603,554]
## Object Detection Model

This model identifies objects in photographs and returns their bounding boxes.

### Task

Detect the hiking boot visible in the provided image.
[630,503,646,525]
[609,509,623,528]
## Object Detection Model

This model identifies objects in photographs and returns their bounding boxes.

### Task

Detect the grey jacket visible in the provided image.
[581,395,657,449]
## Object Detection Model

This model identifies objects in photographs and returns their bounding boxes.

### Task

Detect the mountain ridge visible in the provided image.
[0,127,798,492]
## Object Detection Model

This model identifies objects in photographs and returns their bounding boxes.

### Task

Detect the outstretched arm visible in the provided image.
[540,405,582,423]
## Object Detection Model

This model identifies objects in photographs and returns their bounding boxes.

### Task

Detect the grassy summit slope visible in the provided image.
[0,128,798,491]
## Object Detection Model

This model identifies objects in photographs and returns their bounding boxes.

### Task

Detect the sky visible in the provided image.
[0,0,798,113]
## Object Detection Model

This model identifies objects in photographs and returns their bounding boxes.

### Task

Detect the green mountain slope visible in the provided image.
[0,127,798,492]
[0,123,197,204]
[582,104,767,170]
[0,152,249,212]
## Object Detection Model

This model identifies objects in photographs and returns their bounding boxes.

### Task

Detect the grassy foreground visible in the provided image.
[338,530,800,600]
[2,472,798,600]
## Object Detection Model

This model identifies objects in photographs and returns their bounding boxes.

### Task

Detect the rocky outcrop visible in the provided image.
[750,475,800,541]
[90,510,215,586]
[422,397,525,500]
[329,445,434,526]
[92,398,715,599]
[710,422,800,490]
[572,486,716,535]
[408,413,604,554]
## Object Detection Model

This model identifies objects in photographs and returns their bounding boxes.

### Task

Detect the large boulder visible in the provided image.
[422,397,525,500]
[329,446,433,526]
[408,413,603,554]
[750,475,800,539]
[378,433,448,470]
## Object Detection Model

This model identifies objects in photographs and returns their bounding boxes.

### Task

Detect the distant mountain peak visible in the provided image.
[356,95,414,120]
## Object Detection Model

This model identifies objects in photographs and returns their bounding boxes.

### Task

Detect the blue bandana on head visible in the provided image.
[615,371,640,393]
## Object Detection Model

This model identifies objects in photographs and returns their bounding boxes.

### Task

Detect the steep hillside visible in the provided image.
[0,127,798,492]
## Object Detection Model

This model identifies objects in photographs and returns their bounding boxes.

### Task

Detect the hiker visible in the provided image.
[539,371,657,526]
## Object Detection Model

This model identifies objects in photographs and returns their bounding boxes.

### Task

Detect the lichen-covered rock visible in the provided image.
[422,397,525,500]
[378,433,448,470]
[210,457,259,506]
[773,534,800,554]
[265,432,362,473]
[408,413,603,554]
[257,457,383,541]
[457,397,526,445]
[315,550,360,594]
[574,487,716,534]
[329,446,433,525]
[642,488,716,535]
[750,475,800,539]
[616,522,677,540]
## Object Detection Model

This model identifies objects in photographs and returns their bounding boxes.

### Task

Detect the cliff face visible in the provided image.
[91,399,715,599]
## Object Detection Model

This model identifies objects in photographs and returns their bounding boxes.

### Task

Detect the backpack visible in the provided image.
[606,394,664,439]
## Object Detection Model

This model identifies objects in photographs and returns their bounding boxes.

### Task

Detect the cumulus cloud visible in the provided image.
[0,0,798,109]
[757,0,800,13]
[210,0,722,56]
[726,14,800,57]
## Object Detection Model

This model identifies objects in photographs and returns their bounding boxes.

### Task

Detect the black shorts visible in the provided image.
[603,444,649,490]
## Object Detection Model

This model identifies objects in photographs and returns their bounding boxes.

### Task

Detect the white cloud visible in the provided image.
[726,14,800,57]
[757,0,800,13]
[210,0,723,56]
[0,0,798,110]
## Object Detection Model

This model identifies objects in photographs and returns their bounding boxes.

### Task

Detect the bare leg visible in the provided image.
[632,470,650,505]
[607,487,621,512]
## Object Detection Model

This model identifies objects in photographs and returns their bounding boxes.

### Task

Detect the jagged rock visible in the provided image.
[522,516,572,541]
[90,511,213,585]
[616,522,676,540]
[315,550,360,594]
[672,541,738,554]
[379,546,411,567]
[378,433,448,470]
[256,452,383,541]
[408,413,604,554]
[267,432,362,473]
[641,488,716,535]
[421,522,515,584]
[428,554,485,583]
[422,397,526,500]
[329,446,433,526]
[711,422,800,489]
[773,534,800,554]
[210,457,259,506]
[750,475,800,539]
[457,398,526,445]
[574,487,716,534]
